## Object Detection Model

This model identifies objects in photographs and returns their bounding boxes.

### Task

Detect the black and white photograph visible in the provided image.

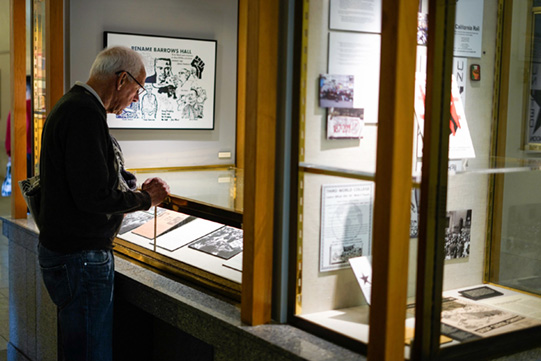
[188,226,243,260]
[417,12,428,45]
[319,74,355,108]
[445,209,472,260]
[105,32,216,129]
[410,188,420,238]
[118,208,165,235]
[330,243,363,265]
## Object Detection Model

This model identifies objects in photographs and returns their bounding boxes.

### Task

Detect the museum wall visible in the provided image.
[68,0,238,169]
[300,0,499,314]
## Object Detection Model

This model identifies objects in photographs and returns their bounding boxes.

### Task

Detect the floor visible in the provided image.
[0,195,11,361]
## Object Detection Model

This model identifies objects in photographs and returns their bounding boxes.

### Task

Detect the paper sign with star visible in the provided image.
[349,256,372,305]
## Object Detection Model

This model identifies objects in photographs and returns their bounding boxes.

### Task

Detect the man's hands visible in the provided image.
[141,177,170,207]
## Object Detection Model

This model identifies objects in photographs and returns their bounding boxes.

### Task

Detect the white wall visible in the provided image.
[68,0,238,168]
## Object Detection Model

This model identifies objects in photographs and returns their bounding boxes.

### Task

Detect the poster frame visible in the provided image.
[104,31,217,130]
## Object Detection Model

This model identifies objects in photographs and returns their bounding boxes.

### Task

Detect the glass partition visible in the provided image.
[417,0,541,358]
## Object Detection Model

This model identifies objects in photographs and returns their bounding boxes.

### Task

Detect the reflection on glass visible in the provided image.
[132,167,243,213]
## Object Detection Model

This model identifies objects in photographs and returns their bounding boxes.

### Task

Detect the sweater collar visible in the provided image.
[75,81,105,109]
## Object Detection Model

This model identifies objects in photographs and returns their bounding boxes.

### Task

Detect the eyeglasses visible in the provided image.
[116,70,146,96]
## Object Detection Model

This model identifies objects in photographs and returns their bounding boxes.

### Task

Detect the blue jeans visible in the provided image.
[38,243,114,361]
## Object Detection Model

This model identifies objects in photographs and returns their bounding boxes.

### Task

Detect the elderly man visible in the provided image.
[37,46,169,361]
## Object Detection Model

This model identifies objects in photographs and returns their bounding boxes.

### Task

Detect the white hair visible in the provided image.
[89,46,144,79]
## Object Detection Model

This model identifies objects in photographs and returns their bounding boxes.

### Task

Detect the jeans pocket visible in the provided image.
[40,263,73,309]
[83,250,113,281]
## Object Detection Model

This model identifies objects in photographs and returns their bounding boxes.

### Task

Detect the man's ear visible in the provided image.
[116,72,125,90]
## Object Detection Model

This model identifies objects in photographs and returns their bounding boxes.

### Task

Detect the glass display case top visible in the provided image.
[130,167,243,227]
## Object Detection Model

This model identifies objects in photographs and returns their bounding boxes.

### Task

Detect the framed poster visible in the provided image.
[104,32,217,130]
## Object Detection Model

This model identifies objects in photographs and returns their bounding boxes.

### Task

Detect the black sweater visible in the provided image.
[38,85,151,253]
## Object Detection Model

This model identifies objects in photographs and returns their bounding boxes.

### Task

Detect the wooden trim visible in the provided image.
[412,0,457,359]
[241,0,279,326]
[487,0,512,283]
[10,0,27,219]
[367,1,418,360]
[236,0,247,170]
[46,0,64,112]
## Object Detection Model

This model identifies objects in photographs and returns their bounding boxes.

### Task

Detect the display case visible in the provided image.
[289,0,541,359]
[113,167,243,299]
[15,0,277,327]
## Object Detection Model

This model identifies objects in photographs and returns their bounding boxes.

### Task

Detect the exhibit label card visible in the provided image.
[453,0,484,58]
[349,256,372,304]
[320,183,374,272]
[329,0,382,34]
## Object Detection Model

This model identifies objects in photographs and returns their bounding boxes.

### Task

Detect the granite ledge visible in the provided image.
[114,256,365,361]
[1,216,365,361]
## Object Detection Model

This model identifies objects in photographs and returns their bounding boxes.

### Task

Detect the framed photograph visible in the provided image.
[319,74,355,108]
[188,226,243,260]
[104,31,217,130]
[459,286,503,301]
[445,209,472,260]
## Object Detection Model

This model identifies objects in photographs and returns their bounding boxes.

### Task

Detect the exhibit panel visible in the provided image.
[114,167,243,298]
